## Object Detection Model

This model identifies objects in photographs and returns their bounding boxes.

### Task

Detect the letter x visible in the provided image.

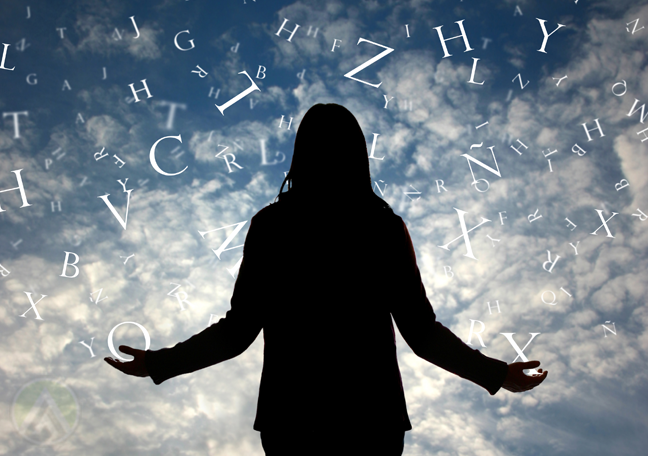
[19,292,46,320]
[438,207,490,260]
[590,209,618,238]
[500,332,541,374]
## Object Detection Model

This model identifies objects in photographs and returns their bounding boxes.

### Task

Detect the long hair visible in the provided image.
[274,103,391,211]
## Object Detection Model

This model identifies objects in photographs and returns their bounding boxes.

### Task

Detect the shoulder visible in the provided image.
[251,201,284,223]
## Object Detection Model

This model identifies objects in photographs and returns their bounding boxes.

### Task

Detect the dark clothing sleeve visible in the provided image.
[144,205,508,408]
[145,215,265,385]
[389,220,509,395]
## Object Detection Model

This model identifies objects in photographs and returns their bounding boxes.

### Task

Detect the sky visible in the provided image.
[0,0,647,454]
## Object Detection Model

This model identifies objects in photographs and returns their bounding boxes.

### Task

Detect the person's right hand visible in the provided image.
[501,360,547,393]
[104,345,149,378]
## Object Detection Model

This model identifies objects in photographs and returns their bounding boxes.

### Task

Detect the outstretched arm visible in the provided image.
[105,214,268,384]
[390,219,547,395]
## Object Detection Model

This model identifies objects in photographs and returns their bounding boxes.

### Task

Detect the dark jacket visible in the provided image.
[145,194,509,433]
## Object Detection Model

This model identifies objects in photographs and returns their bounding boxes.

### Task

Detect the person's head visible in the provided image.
[275,103,389,210]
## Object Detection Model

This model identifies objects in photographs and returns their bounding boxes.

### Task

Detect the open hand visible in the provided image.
[501,360,547,393]
[104,345,149,378]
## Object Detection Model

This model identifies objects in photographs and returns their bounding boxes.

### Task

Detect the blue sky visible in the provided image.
[1,0,647,454]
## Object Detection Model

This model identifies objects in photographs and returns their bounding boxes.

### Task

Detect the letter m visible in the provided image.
[628,99,648,123]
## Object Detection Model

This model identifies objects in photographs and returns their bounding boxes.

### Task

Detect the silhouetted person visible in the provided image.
[106,103,547,456]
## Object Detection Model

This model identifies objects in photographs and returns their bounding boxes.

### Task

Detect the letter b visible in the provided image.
[60,251,80,278]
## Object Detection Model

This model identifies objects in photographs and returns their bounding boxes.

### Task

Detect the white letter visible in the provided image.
[627,98,647,123]
[582,118,605,141]
[0,169,31,212]
[460,145,501,192]
[79,337,96,357]
[590,209,617,238]
[569,241,579,255]
[467,57,484,85]
[149,134,187,176]
[128,79,153,102]
[433,19,473,58]
[343,38,394,88]
[611,80,627,97]
[19,292,46,320]
[275,18,300,42]
[215,71,260,115]
[541,291,557,305]
[368,133,384,160]
[542,250,560,273]
[536,18,565,53]
[0,43,15,71]
[466,320,486,347]
[500,332,541,374]
[60,251,80,278]
[438,207,490,260]
[198,221,248,259]
[174,30,195,51]
[2,111,28,139]
[107,322,151,361]
[615,179,629,191]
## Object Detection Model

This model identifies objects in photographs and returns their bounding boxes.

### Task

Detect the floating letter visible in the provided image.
[128,79,153,102]
[542,250,560,273]
[19,292,46,320]
[438,207,490,260]
[215,71,260,115]
[275,18,300,42]
[198,221,248,259]
[590,209,617,238]
[500,332,541,374]
[433,19,473,58]
[460,144,501,192]
[60,251,80,278]
[536,19,565,53]
[343,38,394,88]
[466,320,486,347]
[0,169,31,212]
[149,135,187,176]
[97,179,133,229]
[3,111,28,138]
[174,30,195,51]
[107,322,151,361]
[0,43,15,71]
[582,118,605,141]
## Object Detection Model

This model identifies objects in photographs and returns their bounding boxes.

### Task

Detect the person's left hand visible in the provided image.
[104,345,149,378]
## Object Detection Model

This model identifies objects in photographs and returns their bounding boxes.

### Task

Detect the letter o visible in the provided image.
[541,290,557,305]
[611,80,627,97]
[107,321,151,361]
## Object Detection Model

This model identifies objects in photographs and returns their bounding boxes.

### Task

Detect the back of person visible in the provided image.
[252,193,410,453]
[104,103,547,456]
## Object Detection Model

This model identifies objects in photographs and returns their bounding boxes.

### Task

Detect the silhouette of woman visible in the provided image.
[105,103,547,456]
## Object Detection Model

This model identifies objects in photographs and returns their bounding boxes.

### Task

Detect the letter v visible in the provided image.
[98,188,132,230]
